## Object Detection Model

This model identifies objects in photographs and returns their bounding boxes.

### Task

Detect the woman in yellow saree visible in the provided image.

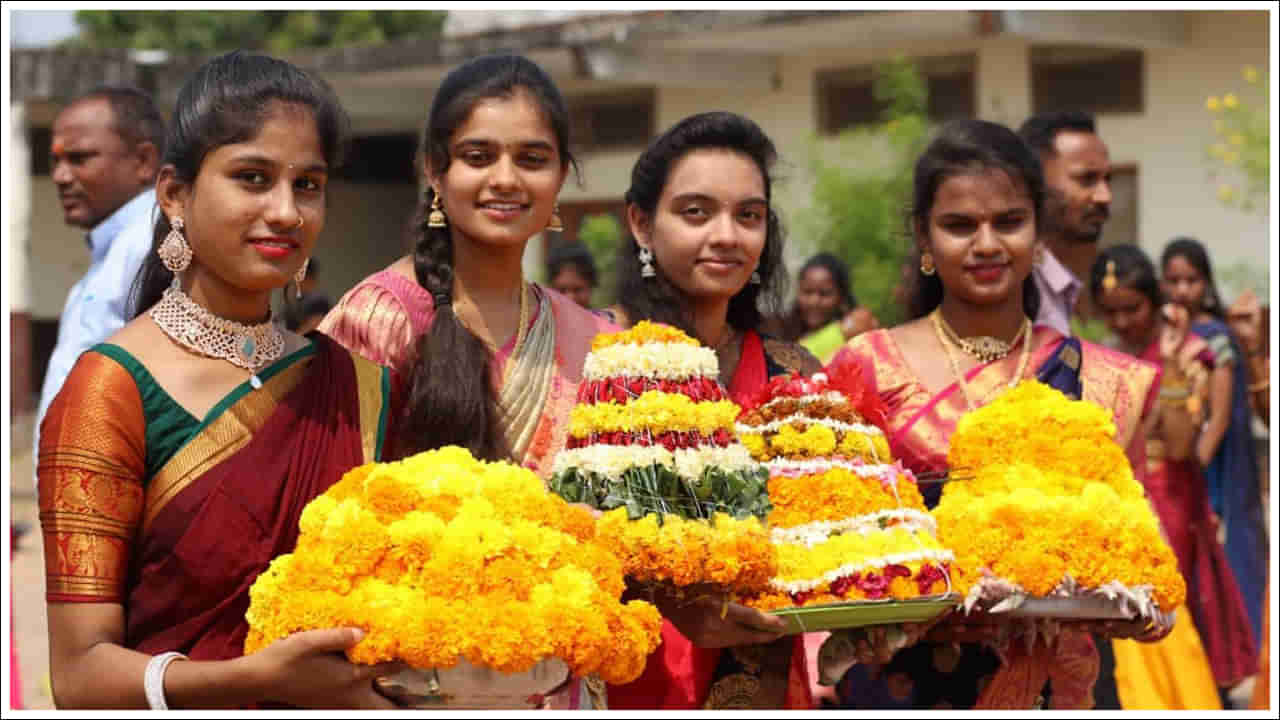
[831,119,1168,709]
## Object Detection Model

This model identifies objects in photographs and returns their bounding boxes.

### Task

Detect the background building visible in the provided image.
[8,8,1274,413]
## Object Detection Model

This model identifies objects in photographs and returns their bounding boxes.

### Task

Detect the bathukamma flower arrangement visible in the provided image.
[733,357,955,612]
[243,446,662,685]
[548,321,775,593]
[935,381,1185,620]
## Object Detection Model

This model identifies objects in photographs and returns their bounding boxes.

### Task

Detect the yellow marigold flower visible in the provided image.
[770,423,838,457]
[591,320,701,350]
[243,446,661,682]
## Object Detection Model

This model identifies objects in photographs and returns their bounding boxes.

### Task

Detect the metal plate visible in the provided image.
[770,594,959,634]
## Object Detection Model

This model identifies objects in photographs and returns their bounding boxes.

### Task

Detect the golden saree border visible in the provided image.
[351,351,390,463]
[142,359,310,534]
[1080,342,1159,455]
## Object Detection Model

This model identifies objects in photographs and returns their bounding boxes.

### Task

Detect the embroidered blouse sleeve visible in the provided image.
[38,351,146,604]
[318,280,419,374]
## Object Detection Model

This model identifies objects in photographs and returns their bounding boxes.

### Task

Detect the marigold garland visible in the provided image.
[569,391,740,438]
[243,447,662,685]
[937,382,1186,611]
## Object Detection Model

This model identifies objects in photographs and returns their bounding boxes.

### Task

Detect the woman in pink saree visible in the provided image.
[318,55,614,708]
[830,119,1168,709]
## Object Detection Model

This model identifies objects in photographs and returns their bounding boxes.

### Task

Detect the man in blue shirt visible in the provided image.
[34,87,165,462]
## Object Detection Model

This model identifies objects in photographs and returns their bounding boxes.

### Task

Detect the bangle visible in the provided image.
[144,651,188,710]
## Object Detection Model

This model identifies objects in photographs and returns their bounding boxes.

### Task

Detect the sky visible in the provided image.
[10,9,79,48]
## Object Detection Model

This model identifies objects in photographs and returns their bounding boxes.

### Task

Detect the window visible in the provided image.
[1031,46,1143,115]
[817,54,976,134]
[1101,166,1139,249]
[336,133,417,183]
[569,90,655,151]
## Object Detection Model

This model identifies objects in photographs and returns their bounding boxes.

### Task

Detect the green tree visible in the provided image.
[578,213,625,307]
[1204,66,1270,213]
[798,58,931,326]
[69,10,446,53]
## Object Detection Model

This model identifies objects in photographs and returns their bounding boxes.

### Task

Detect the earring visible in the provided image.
[547,203,564,232]
[638,247,656,278]
[294,258,309,300]
[158,217,192,273]
[920,252,936,276]
[427,194,447,228]
[750,270,762,285]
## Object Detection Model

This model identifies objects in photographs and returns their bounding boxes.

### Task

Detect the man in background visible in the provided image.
[34,86,164,458]
[1018,111,1114,336]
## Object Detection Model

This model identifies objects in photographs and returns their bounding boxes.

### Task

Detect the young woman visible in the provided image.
[545,242,599,309]
[38,51,399,709]
[317,54,615,708]
[1160,238,1267,652]
[603,111,869,710]
[774,253,878,364]
[832,119,1169,709]
[1091,244,1255,705]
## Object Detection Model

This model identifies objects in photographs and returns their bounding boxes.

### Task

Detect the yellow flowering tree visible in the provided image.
[1205,66,1269,212]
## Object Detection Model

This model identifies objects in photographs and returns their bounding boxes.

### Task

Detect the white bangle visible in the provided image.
[144,651,188,710]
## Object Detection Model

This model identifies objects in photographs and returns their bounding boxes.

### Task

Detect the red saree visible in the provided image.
[39,334,392,661]
[833,325,1160,709]
[1138,335,1257,687]
[607,330,819,710]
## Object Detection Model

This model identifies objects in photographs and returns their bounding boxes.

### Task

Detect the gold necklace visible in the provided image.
[934,309,1028,362]
[931,310,1033,411]
[457,282,530,355]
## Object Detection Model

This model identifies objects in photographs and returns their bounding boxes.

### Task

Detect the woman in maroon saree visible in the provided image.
[38,52,399,709]
[1089,244,1256,692]
[599,112,825,709]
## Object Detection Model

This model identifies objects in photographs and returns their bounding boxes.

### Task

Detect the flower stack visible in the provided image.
[935,381,1185,618]
[243,447,663,685]
[736,359,954,611]
[548,321,775,593]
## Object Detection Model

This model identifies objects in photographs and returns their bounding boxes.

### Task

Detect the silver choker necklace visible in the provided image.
[150,279,285,384]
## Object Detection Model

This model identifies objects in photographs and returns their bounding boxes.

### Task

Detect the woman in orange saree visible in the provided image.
[829,119,1166,709]
[38,52,399,709]
[599,111,824,710]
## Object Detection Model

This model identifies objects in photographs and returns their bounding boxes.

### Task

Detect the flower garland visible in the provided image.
[583,343,720,381]
[936,382,1186,612]
[243,447,662,684]
[593,508,777,592]
[591,320,701,350]
[768,526,954,592]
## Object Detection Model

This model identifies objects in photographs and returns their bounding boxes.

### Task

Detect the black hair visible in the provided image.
[74,85,167,157]
[128,50,349,319]
[779,252,858,341]
[1089,243,1162,310]
[1161,236,1226,319]
[615,111,786,336]
[905,119,1044,320]
[401,53,578,461]
[1017,110,1097,156]
[284,293,335,332]
[546,243,598,288]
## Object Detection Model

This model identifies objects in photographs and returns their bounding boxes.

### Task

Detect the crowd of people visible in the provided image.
[22,48,1271,710]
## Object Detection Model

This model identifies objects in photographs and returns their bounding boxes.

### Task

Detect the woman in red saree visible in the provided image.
[830,119,1168,709]
[38,52,399,709]
[598,112,826,710]
[1089,244,1256,702]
